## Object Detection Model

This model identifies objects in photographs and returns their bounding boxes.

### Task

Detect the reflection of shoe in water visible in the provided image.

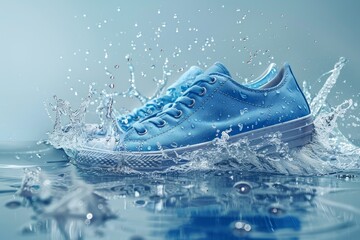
[76,62,312,171]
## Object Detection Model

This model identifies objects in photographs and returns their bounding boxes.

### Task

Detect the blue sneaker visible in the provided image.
[76,63,306,170]
[124,61,312,147]
[81,63,277,152]
[87,63,277,137]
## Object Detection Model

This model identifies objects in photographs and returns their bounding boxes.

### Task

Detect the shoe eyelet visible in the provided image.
[188,98,196,108]
[136,128,148,135]
[209,76,217,84]
[157,120,166,128]
[199,87,207,96]
[174,110,183,118]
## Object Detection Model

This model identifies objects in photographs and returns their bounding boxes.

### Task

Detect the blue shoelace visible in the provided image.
[134,75,217,135]
[118,90,178,131]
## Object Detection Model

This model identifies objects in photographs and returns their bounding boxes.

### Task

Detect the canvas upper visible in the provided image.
[117,62,310,152]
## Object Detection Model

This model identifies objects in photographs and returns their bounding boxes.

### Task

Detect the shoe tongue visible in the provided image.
[166,66,203,94]
[204,62,231,77]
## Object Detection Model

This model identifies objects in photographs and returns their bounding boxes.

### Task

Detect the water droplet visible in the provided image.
[240,36,249,42]
[135,199,147,207]
[240,92,248,99]
[109,83,115,89]
[150,64,156,69]
[147,146,151,150]
[240,108,248,115]
[86,213,93,220]
[171,142,178,148]
[5,201,21,209]
[188,132,192,136]
[234,221,252,232]
[114,65,119,69]
[268,206,285,215]
[233,182,251,194]
[264,92,268,97]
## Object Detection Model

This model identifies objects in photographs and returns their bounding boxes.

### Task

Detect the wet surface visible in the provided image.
[1,142,360,240]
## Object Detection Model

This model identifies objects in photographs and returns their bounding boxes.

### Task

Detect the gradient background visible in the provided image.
[0,0,359,142]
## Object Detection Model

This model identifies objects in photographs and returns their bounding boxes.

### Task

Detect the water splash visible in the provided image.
[49,57,359,175]
[48,85,95,150]
[48,55,172,151]
[310,57,347,117]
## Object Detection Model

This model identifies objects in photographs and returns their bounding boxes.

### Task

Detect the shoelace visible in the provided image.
[118,93,176,127]
[134,74,217,135]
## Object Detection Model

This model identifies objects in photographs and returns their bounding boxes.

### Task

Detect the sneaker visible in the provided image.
[76,63,304,170]
[80,63,278,152]
[86,63,277,138]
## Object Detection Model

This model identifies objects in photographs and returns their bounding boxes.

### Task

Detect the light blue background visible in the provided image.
[0,0,359,142]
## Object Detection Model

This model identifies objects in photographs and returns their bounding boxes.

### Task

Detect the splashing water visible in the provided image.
[48,57,360,175]
[48,85,95,150]
[309,57,347,117]
[48,56,171,152]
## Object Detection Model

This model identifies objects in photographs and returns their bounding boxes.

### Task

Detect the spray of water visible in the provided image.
[48,57,359,175]
[48,55,172,151]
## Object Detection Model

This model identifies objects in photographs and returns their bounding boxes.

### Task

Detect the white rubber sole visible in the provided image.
[74,114,314,171]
